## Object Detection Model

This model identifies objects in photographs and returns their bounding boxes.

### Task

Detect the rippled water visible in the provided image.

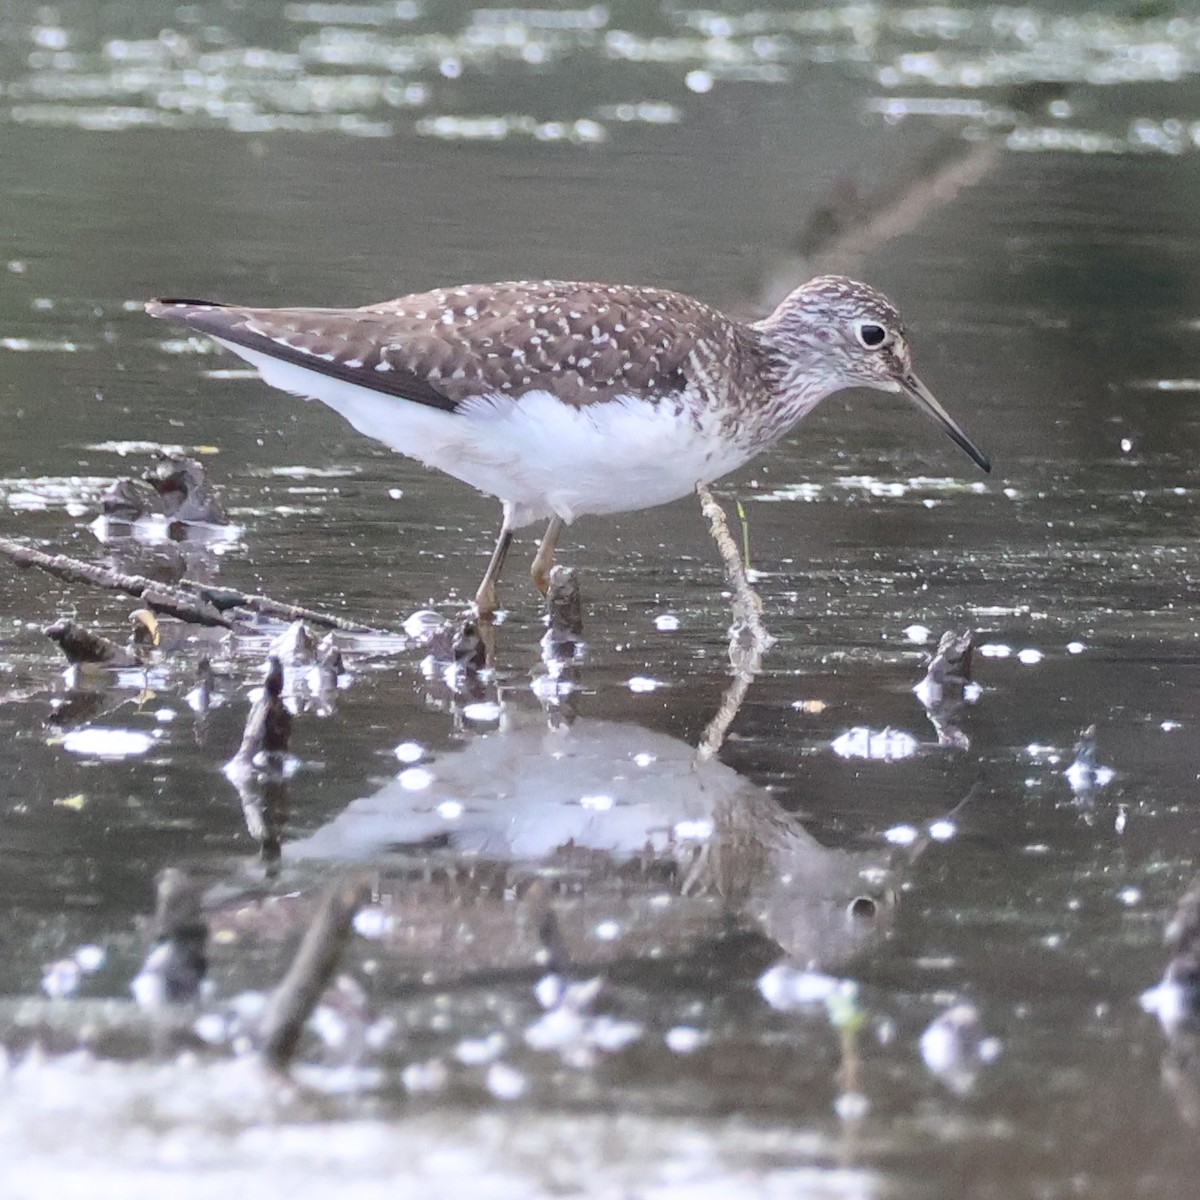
[4,0,1200,1196]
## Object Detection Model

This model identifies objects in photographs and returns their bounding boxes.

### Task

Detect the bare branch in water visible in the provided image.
[258,875,372,1072]
[0,536,386,633]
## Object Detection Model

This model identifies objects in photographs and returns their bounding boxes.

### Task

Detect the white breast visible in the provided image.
[215,339,758,528]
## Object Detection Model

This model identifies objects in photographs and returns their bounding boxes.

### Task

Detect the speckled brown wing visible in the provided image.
[147,280,750,411]
[145,298,459,411]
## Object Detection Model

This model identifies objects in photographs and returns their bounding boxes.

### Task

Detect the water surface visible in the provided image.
[3,2,1200,1197]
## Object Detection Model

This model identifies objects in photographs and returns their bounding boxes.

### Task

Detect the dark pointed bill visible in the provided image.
[900,373,991,474]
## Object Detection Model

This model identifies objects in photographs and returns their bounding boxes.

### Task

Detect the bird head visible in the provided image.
[757,275,990,473]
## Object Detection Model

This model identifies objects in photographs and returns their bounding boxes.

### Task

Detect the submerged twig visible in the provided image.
[0,536,385,633]
[258,875,371,1072]
[695,484,774,762]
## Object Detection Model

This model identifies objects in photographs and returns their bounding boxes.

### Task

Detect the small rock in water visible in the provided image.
[913,629,976,748]
[225,656,293,777]
[148,455,226,524]
[316,631,344,680]
[185,656,218,714]
[269,620,319,666]
[100,476,156,521]
[422,614,488,672]
[1064,724,1115,801]
[43,618,135,667]
[544,565,583,641]
[131,867,208,1008]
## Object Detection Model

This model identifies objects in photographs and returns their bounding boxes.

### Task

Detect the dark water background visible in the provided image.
[3,1,1200,1196]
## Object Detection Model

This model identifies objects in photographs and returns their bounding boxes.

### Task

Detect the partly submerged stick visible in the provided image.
[259,874,372,1073]
[0,536,385,633]
[695,484,774,763]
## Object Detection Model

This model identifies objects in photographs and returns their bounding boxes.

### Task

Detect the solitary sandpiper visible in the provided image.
[147,276,990,613]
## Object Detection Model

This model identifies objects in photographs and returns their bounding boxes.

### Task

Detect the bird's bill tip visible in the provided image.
[899,373,991,474]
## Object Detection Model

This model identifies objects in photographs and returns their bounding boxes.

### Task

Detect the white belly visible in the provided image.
[216,340,757,528]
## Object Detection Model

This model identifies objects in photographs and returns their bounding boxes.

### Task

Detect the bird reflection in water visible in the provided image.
[285,587,926,981]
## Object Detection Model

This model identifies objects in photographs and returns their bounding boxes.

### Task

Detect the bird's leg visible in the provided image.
[530,516,565,596]
[474,517,514,617]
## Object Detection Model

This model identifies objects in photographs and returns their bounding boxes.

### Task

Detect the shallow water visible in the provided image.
[4,1,1200,1196]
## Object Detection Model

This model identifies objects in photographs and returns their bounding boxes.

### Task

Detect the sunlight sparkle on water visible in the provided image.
[59,727,159,759]
[627,676,663,692]
[394,741,425,763]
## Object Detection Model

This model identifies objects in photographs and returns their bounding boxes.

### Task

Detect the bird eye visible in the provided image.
[855,322,888,349]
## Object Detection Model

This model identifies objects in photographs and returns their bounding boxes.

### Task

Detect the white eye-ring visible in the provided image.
[855,321,889,349]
